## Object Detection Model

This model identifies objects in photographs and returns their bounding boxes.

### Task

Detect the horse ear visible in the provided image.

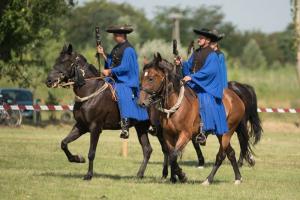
[156,52,162,62]
[153,53,157,60]
[67,44,73,54]
[61,44,67,53]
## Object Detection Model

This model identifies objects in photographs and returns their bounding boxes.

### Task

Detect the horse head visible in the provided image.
[139,52,179,107]
[45,44,93,88]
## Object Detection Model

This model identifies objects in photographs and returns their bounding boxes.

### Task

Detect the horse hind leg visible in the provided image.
[135,121,153,179]
[226,144,242,184]
[203,145,226,185]
[192,136,205,168]
[61,124,87,163]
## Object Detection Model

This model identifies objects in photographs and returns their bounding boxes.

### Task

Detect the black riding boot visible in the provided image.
[120,118,130,139]
[195,122,207,146]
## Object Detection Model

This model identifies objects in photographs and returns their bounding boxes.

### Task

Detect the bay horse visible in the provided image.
[139,53,252,185]
[189,81,262,168]
[46,44,152,180]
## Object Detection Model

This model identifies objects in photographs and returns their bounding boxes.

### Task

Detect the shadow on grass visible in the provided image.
[37,171,226,185]
[139,160,216,168]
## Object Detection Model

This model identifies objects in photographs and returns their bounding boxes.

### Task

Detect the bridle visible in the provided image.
[141,73,166,105]
[54,55,111,88]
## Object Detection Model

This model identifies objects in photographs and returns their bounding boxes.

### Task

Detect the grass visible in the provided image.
[0,118,300,200]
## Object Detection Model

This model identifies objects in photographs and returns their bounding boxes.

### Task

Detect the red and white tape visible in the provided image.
[0,105,300,113]
[0,104,73,111]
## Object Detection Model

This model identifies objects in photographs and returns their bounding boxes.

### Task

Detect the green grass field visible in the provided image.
[1,118,300,200]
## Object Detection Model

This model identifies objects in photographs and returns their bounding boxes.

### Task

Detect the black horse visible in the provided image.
[46,44,153,180]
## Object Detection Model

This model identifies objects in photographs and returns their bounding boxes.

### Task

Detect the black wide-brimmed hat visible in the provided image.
[211,29,225,42]
[193,28,219,42]
[106,24,133,34]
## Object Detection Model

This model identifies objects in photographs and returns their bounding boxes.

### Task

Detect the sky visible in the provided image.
[79,0,292,33]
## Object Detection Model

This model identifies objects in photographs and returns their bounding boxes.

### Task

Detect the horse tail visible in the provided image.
[228,81,263,145]
[242,84,263,145]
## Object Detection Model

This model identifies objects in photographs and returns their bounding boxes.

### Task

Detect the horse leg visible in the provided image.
[192,136,205,168]
[61,124,87,163]
[226,144,242,184]
[156,126,169,179]
[170,132,190,183]
[203,136,227,185]
[236,120,247,167]
[135,121,153,178]
[83,130,100,180]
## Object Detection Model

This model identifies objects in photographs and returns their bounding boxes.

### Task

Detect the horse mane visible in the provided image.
[76,54,100,77]
[144,54,182,94]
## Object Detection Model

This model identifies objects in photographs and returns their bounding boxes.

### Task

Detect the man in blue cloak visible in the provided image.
[97,25,148,139]
[210,29,228,90]
[175,28,228,144]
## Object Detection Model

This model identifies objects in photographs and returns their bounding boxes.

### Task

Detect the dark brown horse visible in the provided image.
[139,53,254,185]
[46,44,152,180]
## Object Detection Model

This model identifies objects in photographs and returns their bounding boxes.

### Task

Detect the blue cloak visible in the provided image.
[217,52,228,89]
[182,52,228,135]
[105,47,148,121]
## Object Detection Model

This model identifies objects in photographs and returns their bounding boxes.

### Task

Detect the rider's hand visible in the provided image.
[174,56,182,66]
[97,45,108,61]
[102,69,111,76]
[97,45,105,56]
[182,76,192,82]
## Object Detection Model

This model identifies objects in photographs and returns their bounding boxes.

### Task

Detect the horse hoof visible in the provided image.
[197,165,204,169]
[170,177,177,183]
[234,179,242,185]
[248,158,255,167]
[83,174,93,180]
[136,173,144,179]
[202,179,210,186]
[179,176,188,183]
[78,155,86,163]
[161,175,168,179]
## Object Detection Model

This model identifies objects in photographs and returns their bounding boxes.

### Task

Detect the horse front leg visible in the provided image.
[155,125,169,179]
[61,124,87,163]
[135,121,153,178]
[83,130,101,180]
[168,131,190,183]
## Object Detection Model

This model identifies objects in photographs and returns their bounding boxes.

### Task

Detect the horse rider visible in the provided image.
[210,29,228,90]
[175,28,228,144]
[97,24,148,139]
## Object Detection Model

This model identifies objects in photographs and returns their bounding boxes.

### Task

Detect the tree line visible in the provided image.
[0,0,296,88]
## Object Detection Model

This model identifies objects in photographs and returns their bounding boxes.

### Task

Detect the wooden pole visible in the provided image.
[122,140,128,157]
[295,0,300,83]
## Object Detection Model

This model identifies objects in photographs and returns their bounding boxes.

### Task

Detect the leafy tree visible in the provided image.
[64,0,157,50]
[241,39,267,69]
[0,0,72,86]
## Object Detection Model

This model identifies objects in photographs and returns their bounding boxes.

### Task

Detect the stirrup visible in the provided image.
[196,122,206,145]
[120,118,129,139]
[195,133,206,145]
[120,130,129,139]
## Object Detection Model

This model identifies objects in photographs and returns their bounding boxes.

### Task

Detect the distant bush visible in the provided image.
[241,39,267,69]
